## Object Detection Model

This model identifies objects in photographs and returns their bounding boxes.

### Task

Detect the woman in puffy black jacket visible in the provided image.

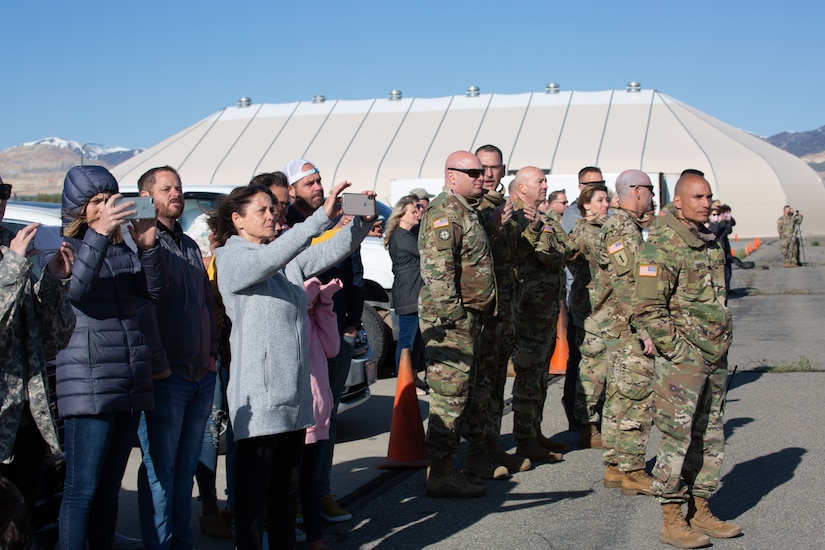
[54,166,167,550]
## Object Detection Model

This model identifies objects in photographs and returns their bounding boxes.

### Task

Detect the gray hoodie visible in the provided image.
[216,208,371,440]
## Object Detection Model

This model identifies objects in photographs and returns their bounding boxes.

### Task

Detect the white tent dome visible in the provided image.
[112,87,824,238]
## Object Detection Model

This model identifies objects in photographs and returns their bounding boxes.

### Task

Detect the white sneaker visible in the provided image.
[111,532,144,550]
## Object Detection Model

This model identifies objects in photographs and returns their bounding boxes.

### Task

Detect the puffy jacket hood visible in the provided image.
[62,165,119,228]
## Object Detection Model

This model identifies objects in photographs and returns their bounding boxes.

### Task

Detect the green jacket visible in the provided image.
[567,216,606,327]
[633,212,731,367]
[478,189,518,315]
[418,188,496,324]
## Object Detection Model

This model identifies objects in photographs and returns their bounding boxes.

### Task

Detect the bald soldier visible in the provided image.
[418,151,496,498]
[633,173,740,548]
[597,170,656,496]
[510,166,570,463]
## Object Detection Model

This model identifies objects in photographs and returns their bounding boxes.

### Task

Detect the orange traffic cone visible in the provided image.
[549,301,569,375]
[730,248,736,257]
[755,237,761,248]
[734,233,739,242]
[378,348,429,469]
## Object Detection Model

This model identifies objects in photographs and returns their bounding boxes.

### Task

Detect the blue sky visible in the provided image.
[1,1,821,151]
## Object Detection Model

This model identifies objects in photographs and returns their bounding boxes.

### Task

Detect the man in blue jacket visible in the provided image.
[136,166,218,550]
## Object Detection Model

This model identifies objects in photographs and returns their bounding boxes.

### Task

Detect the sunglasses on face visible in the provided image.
[630,184,655,196]
[0,183,12,200]
[448,167,484,179]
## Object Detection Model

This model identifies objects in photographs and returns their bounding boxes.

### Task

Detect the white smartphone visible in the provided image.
[341,193,376,217]
[114,196,156,219]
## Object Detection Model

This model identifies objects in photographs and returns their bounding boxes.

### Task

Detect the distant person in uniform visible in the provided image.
[634,172,741,548]
[777,205,803,267]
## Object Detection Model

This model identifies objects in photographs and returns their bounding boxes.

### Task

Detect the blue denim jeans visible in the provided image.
[318,333,355,497]
[138,370,216,550]
[195,364,234,509]
[395,313,425,375]
[59,412,141,550]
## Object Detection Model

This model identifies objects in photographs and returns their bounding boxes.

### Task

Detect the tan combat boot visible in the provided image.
[516,438,563,464]
[463,437,509,480]
[577,423,602,449]
[484,436,531,474]
[426,458,486,498]
[621,469,653,496]
[536,432,569,452]
[686,496,742,538]
[603,464,622,488]
[659,503,711,548]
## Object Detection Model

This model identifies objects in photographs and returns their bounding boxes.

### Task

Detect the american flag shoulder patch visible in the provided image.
[638,264,658,277]
[432,217,450,229]
[608,240,625,254]
[542,224,554,233]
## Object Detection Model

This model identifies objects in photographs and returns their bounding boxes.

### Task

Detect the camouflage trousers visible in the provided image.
[651,354,728,504]
[464,308,516,439]
[781,236,800,265]
[512,311,558,441]
[574,312,609,426]
[420,310,482,460]
[601,329,655,471]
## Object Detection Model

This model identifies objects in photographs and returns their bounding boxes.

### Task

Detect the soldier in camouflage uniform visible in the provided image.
[633,173,741,548]
[777,205,803,267]
[509,167,570,464]
[0,177,76,516]
[567,184,610,449]
[418,151,496,498]
[596,170,656,496]
[461,145,530,479]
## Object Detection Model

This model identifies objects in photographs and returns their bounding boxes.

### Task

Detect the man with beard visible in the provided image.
[136,166,218,550]
[283,159,364,522]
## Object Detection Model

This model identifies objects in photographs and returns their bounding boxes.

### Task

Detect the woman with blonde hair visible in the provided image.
[384,195,426,389]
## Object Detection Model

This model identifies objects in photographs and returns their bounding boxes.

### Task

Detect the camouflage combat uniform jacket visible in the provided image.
[567,216,607,327]
[511,198,569,318]
[598,208,651,340]
[418,188,495,323]
[776,212,802,240]
[633,212,731,368]
[477,189,518,316]
[0,226,75,463]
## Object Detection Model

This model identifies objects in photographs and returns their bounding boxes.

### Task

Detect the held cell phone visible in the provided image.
[341,193,377,217]
[114,196,156,219]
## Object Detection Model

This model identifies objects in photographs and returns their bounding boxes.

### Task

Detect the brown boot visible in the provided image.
[536,432,569,452]
[621,469,653,496]
[426,458,486,498]
[687,496,742,538]
[577,423,602,449]
[484,436,531,474]
[659,503,711,548]
[516,438,563,464]
[603,464,622,488]
[463,437,509,480]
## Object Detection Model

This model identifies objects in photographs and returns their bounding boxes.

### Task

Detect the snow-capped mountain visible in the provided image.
[18,137,142,166]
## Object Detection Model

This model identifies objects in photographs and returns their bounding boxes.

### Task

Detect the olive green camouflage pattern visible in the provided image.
[418,189,495,325]
[632,212,732,504]
[777,212,803,265]
[598,208,654,471]
[568,217,610,426]
[420,312,481,459]
[418,189,495,459]
[465,190,519,438]
[1,226,75,463]
[510,197,569,440]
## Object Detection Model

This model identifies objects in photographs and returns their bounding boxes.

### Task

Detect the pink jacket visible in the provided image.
[304,277,342,444]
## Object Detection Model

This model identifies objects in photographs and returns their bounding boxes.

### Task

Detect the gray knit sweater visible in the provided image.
[216,208,371,440]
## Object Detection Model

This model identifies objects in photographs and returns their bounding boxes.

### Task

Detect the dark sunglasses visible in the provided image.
[630,184,655,196]
[448,167,484,179]
[0,183,12,200]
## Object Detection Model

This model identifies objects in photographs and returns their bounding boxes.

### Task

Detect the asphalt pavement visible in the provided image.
[116,234,825,549]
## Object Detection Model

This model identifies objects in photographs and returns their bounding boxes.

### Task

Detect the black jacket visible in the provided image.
[388,227,422,316]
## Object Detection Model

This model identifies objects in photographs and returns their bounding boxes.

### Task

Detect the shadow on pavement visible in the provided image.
[724,416,754,440]
[712,447,806,520]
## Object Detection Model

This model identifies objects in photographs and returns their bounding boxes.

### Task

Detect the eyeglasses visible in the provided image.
[584,180,606,185]
[630,184,655,196]
[448,167,484,179]
[481,164,503,171]
[0,183,12,200]
[552,200,569,205]
[415,204,425,210]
